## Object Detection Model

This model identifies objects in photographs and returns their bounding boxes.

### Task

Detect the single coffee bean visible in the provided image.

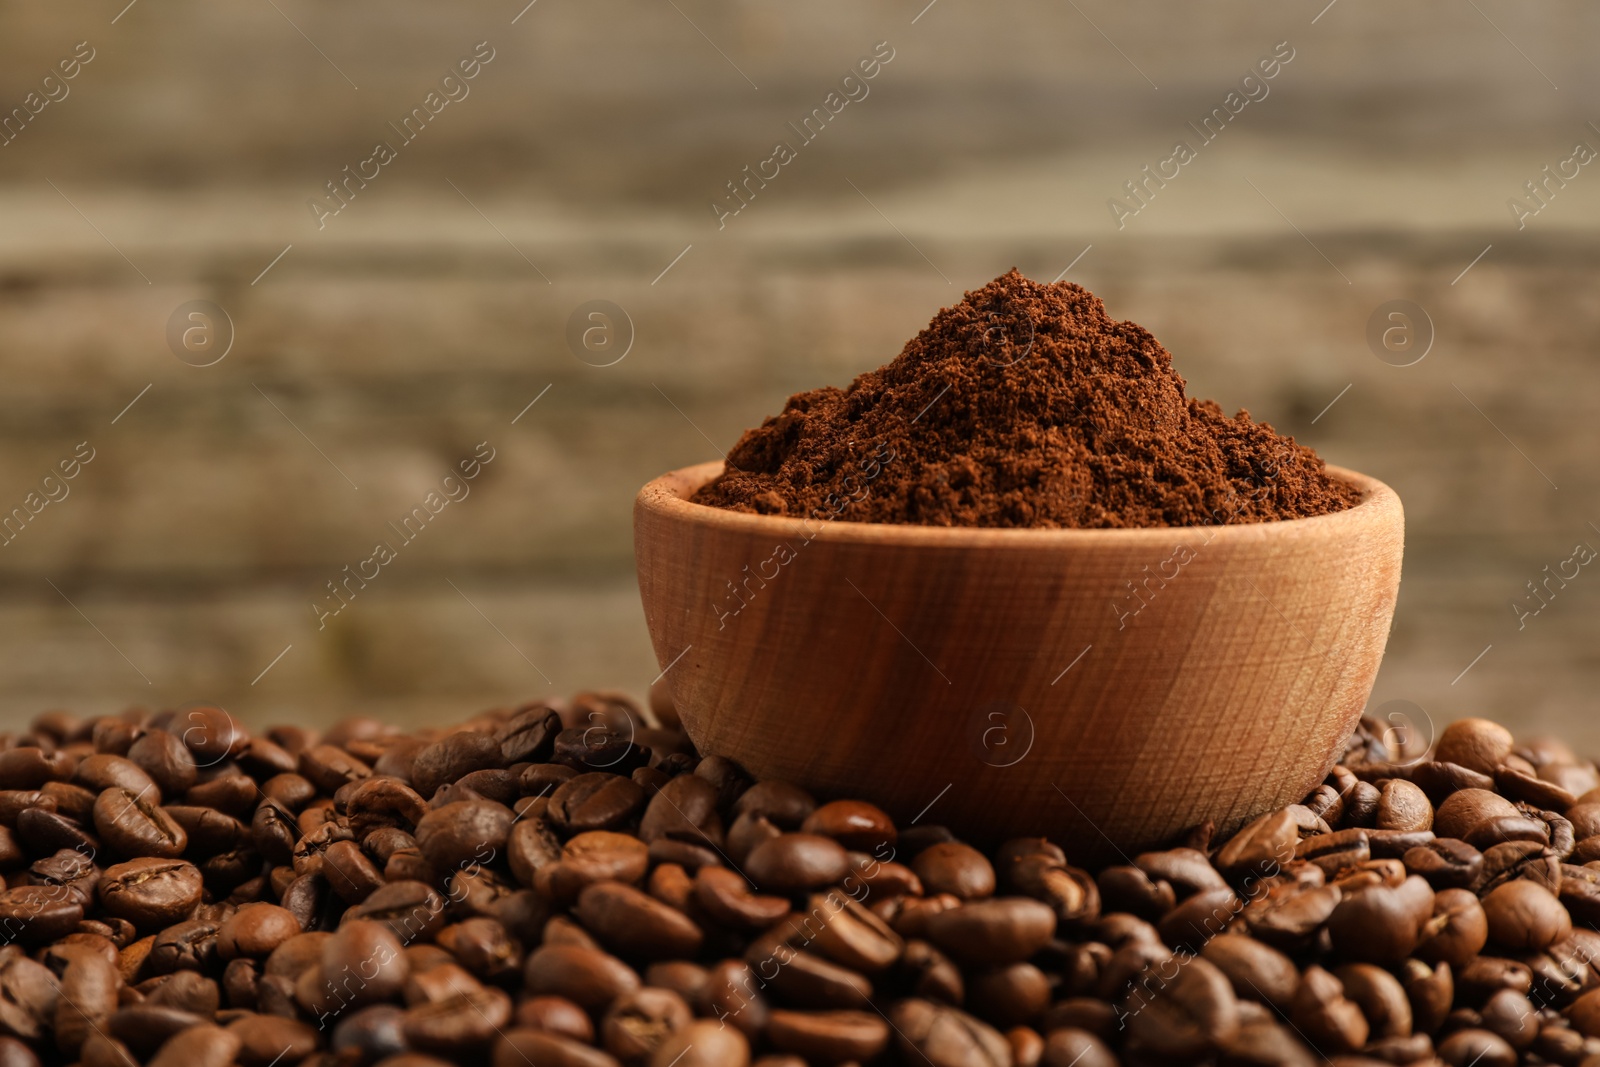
[92,788,187,859]
[765,1008,890,1063]
[322,839,385,904]
[1040,1028,1118,1067]
[1332,962,1412,1040]
[216,903,300,960]
[144,969,219,1014]
[745,834,850,893]
[145,1024,240,1067]
[524,944,640,1011]
[1326,875,1434,963]
[800,800,897,853]
[575,882,704,961]
[55,950,120,1058]
[226,1013,319,1067]
[1200,933,1299,1013]
[924,897,1056,966]
[496,707,562,765]
[1289,965,1368,1053]
[648,1018,749,1067]
[107,1005,207,1056]
[0,884,85,944]
[493,1028,620,1067]
[731,781,815,829]
[693,867,790,931]
[414,800,513,872]
[1437,1027,1516,1067]
[1481,879,1570,950]
[99,858,203,929]
[297,744,372,795]
[548,774,647,834]
[1435,718,1515,777]
[1375,779,1433,832]
[1215,808,1307,878]
[145,920,218,974]
[914,842,996,900]
[1434,789,1520,840]
[889,998,1010,1067]
[1123,955,1239,1059]
[1416,887,1488,970]
[637,775,721,847]
[600,987,692,1062]
[1403,837,1483,889]
[0,948,61,1039]
[965,962,1050,1029]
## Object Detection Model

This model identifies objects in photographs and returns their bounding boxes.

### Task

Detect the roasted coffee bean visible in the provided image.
[322,839,385,904]
[1123,954,1239,1059]
[1411,760,1498,802]
[297,745,371,795]
[493,1027,620,1067]
[925,897,1056,965]
[745,833,850,893]
[552,727,644,774]
[55,950,119,1057]
[107,1005,208,1056]
[1438,1027,1516,1067]
[216,903,300,960]
[146,919,218,974]
[765,1008,890,1063]
[693,866,790,930]
[890,998,1010,1067]
[732,781,815,829]
[1374,779,1433,832]
[93,788,187,859]
[524,945,640,1011]
[548,774,647,833]
[250,800,299,866]
[1435,718,1515,777]
[599,987,691,1061]
[637,775,721,847]
[1435,788,1520,840]
[1200,933,1299,1013]
[800,800,896,853]
[914,842,996,900]
[144,970,219,1014]
[1403,837,1483,889]
[1326,875,1433,962]
[966,962,1050,1028]
[1040,1028,1118,1067]
[496,707,562,765]
[99,858,203,929]
[1482,878,1570,950]
[414,800,513,872]
[0,749,70,790]
[410,733,503,800]
[0,884,84,945]
[575,882,703,961]
[0,948,61,1039]
[16,808,97,855]
[436,917,522,981]
[1290,964,1368,1053]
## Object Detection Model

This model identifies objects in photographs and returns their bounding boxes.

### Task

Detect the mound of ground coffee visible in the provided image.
[693,270,1359,528]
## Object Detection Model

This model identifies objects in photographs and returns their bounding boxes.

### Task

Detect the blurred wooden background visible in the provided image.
[1,0,1598,752]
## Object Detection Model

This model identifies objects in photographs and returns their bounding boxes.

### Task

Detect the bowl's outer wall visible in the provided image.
[635,462,1404,856]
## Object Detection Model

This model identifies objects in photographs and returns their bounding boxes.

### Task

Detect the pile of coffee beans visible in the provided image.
[2,701,1600,1067]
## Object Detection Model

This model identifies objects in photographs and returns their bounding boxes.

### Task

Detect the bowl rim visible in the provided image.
[637,460,1402,547]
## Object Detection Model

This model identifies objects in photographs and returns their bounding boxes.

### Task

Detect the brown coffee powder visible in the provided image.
[692,270,1359,528]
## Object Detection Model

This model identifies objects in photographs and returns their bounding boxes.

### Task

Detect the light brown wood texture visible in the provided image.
[636,461,1403,858]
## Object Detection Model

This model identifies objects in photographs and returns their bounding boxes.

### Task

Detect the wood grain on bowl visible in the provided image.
[635,461,1404,859]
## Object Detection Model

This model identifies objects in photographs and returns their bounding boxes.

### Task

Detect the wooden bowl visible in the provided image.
[634,461,1403,859]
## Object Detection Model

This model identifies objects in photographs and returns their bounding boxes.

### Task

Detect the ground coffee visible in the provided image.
[693,270,1360,528]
